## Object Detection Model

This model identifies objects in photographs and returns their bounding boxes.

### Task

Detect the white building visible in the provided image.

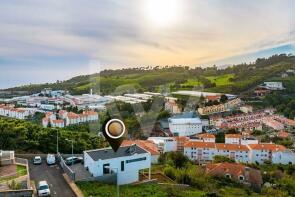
[168,112,202,136]
[147,137,177,153]
[241,137,259,145]
[263,82,284,90]
[164,97,181,114]
[272,150,295,165]
[225,134,242,144]
[247,144,293,164]
[190,133,216,143]
[184,142,250,163]
[84,145,151,185]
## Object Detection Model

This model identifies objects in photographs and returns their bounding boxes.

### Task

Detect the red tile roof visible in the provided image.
[121,140,160,155]
[184,141,216,149]
[225,134,242,139]
[248,143,286,152]
[197,133,216,139]
[216,143,249,151]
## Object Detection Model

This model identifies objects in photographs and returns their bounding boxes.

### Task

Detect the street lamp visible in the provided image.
[65,138,74,166]
[105,166,119,197]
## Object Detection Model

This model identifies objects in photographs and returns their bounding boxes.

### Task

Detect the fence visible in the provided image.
[57,153,76,181]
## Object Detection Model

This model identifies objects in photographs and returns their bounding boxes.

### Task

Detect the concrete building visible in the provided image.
[84,145,151,185]
[263,82,284,90]
[164,97,181,114]
[225,134,242,144]
[190,133,216,143]
[147,137,177,153]
[168,112,203,136]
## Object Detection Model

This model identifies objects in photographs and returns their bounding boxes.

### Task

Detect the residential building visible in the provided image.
[184,141,216,162]
[240,105,253,114]
[205,163,263,189]
[173,136,190,152]
[198,98,242,115]
[51,119,65,128]
[190,133,216,143]
[277,131,289,138]
[147,137,177,153]
[262,82,284,90]
[225,134,241,144]
[248,144,292,164]
[205,95,221,103]
[164,97,181,114]
[83,145,151,185]
[262,117,284,130]
[122,140,160,164]
[168,112,203,136]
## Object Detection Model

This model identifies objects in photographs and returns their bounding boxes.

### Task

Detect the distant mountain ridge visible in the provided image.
[3,54,295,96]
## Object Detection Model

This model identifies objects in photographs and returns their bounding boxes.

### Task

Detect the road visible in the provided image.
[29,159,76,197]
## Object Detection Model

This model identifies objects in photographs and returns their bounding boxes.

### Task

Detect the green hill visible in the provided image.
[3,54,295,95]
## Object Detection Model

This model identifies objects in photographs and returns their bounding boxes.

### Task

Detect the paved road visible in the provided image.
[29,160,76,197]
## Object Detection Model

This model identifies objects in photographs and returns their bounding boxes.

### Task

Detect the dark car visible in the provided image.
[65,156,83,166]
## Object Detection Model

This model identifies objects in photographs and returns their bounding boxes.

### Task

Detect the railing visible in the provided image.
[57,153,76,181]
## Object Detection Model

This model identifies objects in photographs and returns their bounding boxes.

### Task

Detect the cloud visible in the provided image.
[0,0,295,88]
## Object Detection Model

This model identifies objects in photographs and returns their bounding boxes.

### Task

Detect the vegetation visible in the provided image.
[77,182,205,197]
[0,117,107,153]
[4,54,295,96]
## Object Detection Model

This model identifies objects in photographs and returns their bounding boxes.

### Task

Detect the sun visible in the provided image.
[145,0,180,27]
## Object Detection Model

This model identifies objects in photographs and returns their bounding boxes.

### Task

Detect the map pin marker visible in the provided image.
[103,119,127,152]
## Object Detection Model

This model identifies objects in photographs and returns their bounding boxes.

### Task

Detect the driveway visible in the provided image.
[29,160,76,197]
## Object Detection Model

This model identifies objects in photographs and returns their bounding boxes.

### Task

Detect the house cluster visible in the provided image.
[183,133,295,165]
[0,104,36,119]
[255,81,285,97]
[211,109,294,132]
[42,110,99,128]
[198,98,242,115]
[125,132,295,165]
[215,112,266,131]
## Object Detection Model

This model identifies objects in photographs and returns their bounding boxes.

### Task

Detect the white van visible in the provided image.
[46,154,56,165]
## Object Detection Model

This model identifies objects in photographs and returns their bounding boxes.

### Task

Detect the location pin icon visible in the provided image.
[103,119,127,152]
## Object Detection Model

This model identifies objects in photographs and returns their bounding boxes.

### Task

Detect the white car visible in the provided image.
[37,181,50,197]
[33,156,42,165]
[46,154,56,165]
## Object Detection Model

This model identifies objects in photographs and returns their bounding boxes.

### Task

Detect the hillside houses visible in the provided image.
[183,141,295,164]
[0,104,36,119]
[198,98,242,115]
[42,110,98,128]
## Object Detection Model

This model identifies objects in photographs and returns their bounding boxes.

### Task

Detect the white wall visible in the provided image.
[84,151,151,185]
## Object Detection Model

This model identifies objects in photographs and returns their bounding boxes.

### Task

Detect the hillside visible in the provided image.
[3,54,295,95]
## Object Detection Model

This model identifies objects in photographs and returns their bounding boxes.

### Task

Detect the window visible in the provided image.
[126,157,146,163]
[121,161,124,171]
[103,163,110,174]
[239,175,245,181]
[225,174,231,179]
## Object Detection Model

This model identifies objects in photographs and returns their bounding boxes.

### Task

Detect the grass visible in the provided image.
[76,182,205,197]
[180,79,203,87]
[0,165,27,183]
[206,74,234,86]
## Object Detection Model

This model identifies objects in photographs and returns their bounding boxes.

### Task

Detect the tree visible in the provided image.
[213,155,235,163]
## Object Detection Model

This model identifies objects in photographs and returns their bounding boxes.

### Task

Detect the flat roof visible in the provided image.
[85,144,148,161]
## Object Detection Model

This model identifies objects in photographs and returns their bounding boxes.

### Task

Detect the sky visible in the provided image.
[1,0,295,89]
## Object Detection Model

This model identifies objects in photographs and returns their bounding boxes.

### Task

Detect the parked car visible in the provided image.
[33,156,42,165]
[37,180,50,197]
[65,156,83,166]
[46,154,56,165]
